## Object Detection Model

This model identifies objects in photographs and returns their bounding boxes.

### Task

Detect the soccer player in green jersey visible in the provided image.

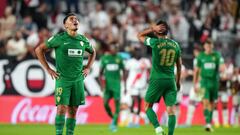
[138,20,182,135]
[193,39,225,132]
[35,13,96,135]
[99,45,127,132]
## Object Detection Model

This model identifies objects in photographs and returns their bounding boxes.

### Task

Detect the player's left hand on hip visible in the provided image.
[82,68,90,77]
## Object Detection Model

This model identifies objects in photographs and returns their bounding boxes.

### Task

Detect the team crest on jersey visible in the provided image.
[115,59,120,63]
[80,41,84,46]
[212,56,216,61]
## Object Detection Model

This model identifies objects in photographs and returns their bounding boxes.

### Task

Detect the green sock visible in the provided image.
[146,108,160,128]
[209,111,213,123]
[204,109,210,124]
[168,115,176,135]
[55,115,65,135]
[113,100,120,125]
[104,101,113,118]
[66,118,76,135]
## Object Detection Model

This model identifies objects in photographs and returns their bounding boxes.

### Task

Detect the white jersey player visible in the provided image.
[185,46,202,126]
[213,60,234,128]
[231,68,240,127]
[125,55,151,127]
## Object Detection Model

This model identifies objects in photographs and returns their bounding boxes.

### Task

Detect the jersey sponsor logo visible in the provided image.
[204,62,216,69]
[68,49,83,57]
[212,56,216,61]
[115,59,120,63]
[106,64,119,71]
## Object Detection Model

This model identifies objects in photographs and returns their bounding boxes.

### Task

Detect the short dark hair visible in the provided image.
[204,38,213,45]
[63,13,77,24]
[156,20,169,35]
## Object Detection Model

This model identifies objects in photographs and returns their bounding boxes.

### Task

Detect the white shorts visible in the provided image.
[189,87,202,102]
[121,92,132,106]
[233,93,240,106]
[218,91,229,103]
[176,91,183,104]
[130,88,146,98]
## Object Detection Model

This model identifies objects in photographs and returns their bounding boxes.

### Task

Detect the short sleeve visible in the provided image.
[193,58,197,67]
[84,38,94,54]
[196,55,202,68]
[218,53,224,65]
[100,57,105,69]
[45,35,61,48]
[144,37,157,48]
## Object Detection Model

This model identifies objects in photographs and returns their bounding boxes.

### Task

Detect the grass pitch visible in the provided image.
[0,124,240,135]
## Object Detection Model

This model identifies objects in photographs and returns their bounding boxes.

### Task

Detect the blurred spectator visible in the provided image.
[168,4,190,51]
[6,30,27,61]
[89,3,110,29]
[0,6,16,41]
[47,5,65,34]
[26,27,49,58]
[33,2,48,29]
[20,15,38,38]
[66,0,80,14]
[20,0,39,17]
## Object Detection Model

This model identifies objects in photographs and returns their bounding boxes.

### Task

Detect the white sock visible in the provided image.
[135,115,140,125]
[223,109,229,125]
[120,109,129,123]
[155,126,163,133]
[213,110,219,125]
[129,113,134,124]
[186,104,195,125]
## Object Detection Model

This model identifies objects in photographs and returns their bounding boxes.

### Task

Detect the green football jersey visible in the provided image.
[197,51,224,79]
[144,37,181,79]
[100,54,124,88]
[45,32,94,81]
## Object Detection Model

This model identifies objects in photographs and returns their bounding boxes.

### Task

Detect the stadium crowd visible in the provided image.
[0,0,239,127]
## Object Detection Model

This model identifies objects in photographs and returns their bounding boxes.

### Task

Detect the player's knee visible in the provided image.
[203,100,210,109]
[67,106,78,118]
[144,103,152,111]
[57,105,67,115]
[166,106,175,115]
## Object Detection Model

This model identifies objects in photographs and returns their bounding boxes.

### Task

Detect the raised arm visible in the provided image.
[137,24,166,43]
[35,43,59,79]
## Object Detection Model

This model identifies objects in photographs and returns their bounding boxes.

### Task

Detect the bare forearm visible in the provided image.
[85,50,96,69]
[193,68,199,84]
[176,67,181,84]
[137,27,153,43]
[35,47,50,70]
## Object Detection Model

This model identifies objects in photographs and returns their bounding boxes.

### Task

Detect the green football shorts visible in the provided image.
[145,78,177,106]
[55,78,85,106]
[104,88,121,100]
[200,79,219,102]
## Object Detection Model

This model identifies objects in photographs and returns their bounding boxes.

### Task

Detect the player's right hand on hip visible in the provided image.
[47,68,60,79]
